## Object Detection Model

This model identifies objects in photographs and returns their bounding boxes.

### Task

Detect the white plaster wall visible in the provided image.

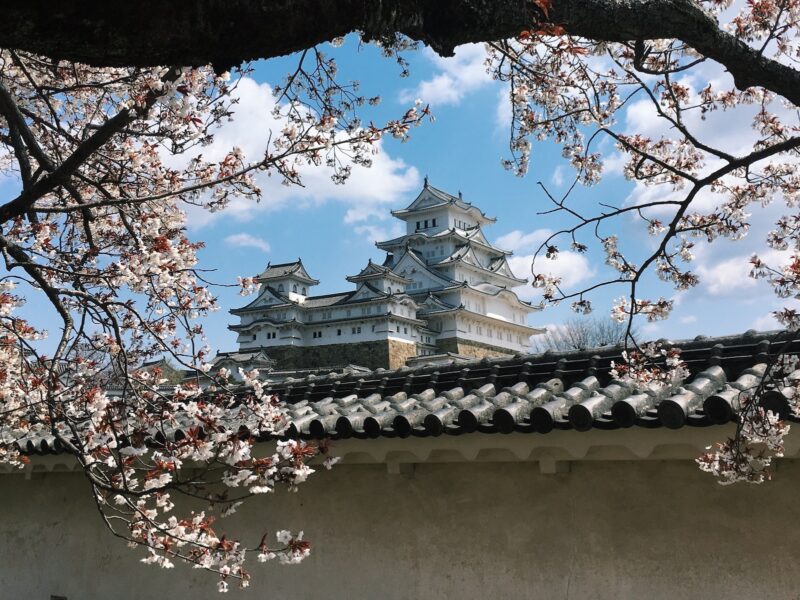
[404,210,447,235]
[236,298,427,349]
[239,318,421,348]
[3,459,800,600]
[450,315,529,351]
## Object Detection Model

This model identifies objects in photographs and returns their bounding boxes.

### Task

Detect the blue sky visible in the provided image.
[3,38,795,355]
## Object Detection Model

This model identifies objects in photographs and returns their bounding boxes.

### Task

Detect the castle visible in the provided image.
[225,181,542,370]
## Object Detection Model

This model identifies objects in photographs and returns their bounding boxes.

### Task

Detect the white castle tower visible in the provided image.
[227,181,542,370]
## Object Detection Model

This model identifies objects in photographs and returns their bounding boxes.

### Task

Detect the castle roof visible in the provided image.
[432,244,527,285]
[211,348,276,368]
[376,226,510,256]
[346,259,412,284]
[18,331,798,454]
[256,259,319,285]
[300,292,353,308]
[391,183,496,225]
[415,293,458,316]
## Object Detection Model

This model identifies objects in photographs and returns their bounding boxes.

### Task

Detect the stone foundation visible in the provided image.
[261,337,511,371]
[387,338,418,369]
[266,339,416,370]
[436,337,515,360]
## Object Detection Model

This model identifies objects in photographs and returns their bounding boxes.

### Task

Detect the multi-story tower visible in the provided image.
[377,180,540,357]
[227,181,542,370]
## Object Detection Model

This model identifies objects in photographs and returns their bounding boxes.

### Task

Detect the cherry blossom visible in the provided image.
[0,47,429,590]
[483,1,800,482]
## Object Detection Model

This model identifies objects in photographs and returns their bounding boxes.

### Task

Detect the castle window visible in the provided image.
[424,219,429,228]
[432,218,437,227]
[337,329,341,336]
[277,284,284,292]
[416,221,420,230]
[302,287,306,295]
[396,326,400,333]
[404,327,407,334]
[346,309,351,317]
[293,284,298,293]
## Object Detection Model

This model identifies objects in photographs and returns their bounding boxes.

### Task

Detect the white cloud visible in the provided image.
[695,249,789,297]
[494,85,512,134]
[495,228,553,254]
[508,252,595,301]
[497,227,594,300]
[173,77,420,230]
[679,315,698,325]
[353,222,404,244]
[224,233,271,253]
[752,312,782,331]
[551,166,565,187]
[399,44,493,106]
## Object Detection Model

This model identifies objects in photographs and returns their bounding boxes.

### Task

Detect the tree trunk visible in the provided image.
[1,0,798,105]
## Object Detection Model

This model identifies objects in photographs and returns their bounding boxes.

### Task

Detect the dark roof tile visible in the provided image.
[17,331,800,454]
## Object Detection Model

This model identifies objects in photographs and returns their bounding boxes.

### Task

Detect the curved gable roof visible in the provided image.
[391,184,496,224]
[392,248,455,287]
[256,259,319,285]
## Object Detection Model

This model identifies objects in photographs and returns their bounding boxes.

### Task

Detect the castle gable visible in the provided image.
[251,287,289,308]
[393,250,453,291]
[489,256,522,281]
[350,282,387,302]
[399,187,447,212]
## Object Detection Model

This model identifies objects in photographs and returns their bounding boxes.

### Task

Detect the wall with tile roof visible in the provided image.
[5,331,800,598]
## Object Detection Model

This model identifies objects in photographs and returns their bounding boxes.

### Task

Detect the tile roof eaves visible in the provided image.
[458,308,541,331]
[20,331,797,456]
[230,301,293,315]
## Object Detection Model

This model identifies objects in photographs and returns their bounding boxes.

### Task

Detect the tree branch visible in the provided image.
[0,0,799,106]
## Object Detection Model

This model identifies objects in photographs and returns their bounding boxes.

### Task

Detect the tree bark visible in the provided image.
[0,0,798,105]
